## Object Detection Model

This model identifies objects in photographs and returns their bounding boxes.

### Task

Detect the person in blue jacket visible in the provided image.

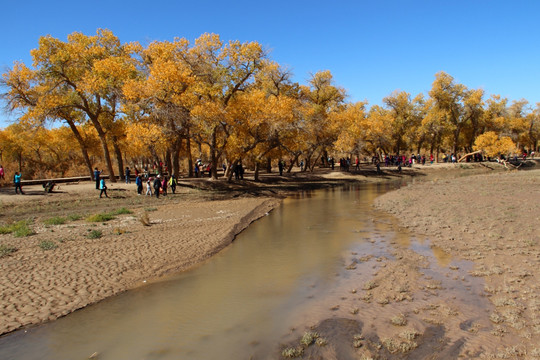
[99,178,109,198]
[13,172,24,194]
[135,174,143,195]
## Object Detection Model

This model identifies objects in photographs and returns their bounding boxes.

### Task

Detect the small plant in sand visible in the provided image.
[110,207,133,215]
[315,337,328,346]
[43,216,67,226]
[86,213,115,222]
[139,212,151,226]
[391,314,407,326]
[281,346,304,358]
[144,207,158,212]
[67,214,82,221]
[0,220,34,237]
[382,338,418,354]
[399,329,419,341]
[87,230,103,239]
[38,240,58,251]
[350,308,359,315]
[300,331,319,346]
[353,334,364,348]
[0,244,18,258]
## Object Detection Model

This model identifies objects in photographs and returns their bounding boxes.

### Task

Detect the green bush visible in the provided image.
[0,220,34,237]
[0,244,18,258]
[39,240,57,251]
[87,230,103,239]
[86,208,132,222]
[43,216,67,225]
[110,207,133,215]
[67,214,82,221]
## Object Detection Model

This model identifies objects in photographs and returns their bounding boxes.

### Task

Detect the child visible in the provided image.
[99,178,108,198]
[146,178,152,196]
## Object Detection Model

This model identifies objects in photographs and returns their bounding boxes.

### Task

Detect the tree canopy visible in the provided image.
[1,29,538,180]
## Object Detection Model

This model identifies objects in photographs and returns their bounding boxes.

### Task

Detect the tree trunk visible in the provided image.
[253,161,260,181]
[186,135,193,177]
[65,119,94,180]
[452,128,461,155]
[287,153,300,173]
[227,159,238,182]
[210,130,218,180]
[172,138,182,178]
[165,149,172,176]
[266,157,272,173]
[112,135,124,181]
[91,118,116,182]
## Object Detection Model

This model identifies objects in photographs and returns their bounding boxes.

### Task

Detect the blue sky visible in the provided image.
[1,0,539,127]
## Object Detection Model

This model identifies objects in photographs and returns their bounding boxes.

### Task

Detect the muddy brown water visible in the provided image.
[0,182,484,360]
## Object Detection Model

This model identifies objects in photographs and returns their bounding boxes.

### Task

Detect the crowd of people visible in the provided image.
[0,149,537,197]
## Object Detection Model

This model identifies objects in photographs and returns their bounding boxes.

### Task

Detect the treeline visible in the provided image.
[1,29,539,181]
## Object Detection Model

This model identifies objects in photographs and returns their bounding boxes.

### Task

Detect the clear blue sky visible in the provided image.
[1,0,539,127]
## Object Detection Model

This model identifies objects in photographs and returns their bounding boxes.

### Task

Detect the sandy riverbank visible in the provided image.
[275,166,539,359]
[0,179,281,335]
[0,162,534,351]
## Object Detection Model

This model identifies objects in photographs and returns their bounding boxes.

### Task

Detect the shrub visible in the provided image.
[300,332,319,346]
[0,220,34,237]
[110,207,133,215]
[86,213,115,222]
[391,314,407,326]
[39,240,57,251]
[43,216,67,225]
[281,346,304,358]
[0,244,18,258]
[67,214,82,221]
[87,230,103,239]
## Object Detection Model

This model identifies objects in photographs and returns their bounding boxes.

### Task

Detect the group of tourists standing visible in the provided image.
[94,167,178,199]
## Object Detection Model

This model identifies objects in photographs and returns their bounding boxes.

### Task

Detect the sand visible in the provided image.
[0,180,279,335]
[1,162,539,359]
[273,164,540,359]
[371,169,540,358]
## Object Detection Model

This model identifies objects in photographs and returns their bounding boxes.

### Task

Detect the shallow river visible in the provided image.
[0,182,457,360]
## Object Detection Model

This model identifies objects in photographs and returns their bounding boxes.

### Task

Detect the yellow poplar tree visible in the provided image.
[188,34,267,179]
[25,29,139,181]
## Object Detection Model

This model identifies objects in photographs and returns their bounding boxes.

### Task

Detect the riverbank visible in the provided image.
[0,162,516,338]
[373,169,540,358]
[275,166,539,359]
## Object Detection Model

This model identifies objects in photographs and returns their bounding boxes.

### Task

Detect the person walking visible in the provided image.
[94,168,101,190]
[13,172,24,194]
[99,178,108,198]
[161,175,168,196]
[0,165,5,181]
[125,167,131,184]
[153,175,162,198]
[168,174,177,194]
[145,178,152,196]
[135,174,143,195]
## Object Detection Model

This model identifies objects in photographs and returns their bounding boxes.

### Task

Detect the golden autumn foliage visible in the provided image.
[1,29,539,181]
[474,132,517,158]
